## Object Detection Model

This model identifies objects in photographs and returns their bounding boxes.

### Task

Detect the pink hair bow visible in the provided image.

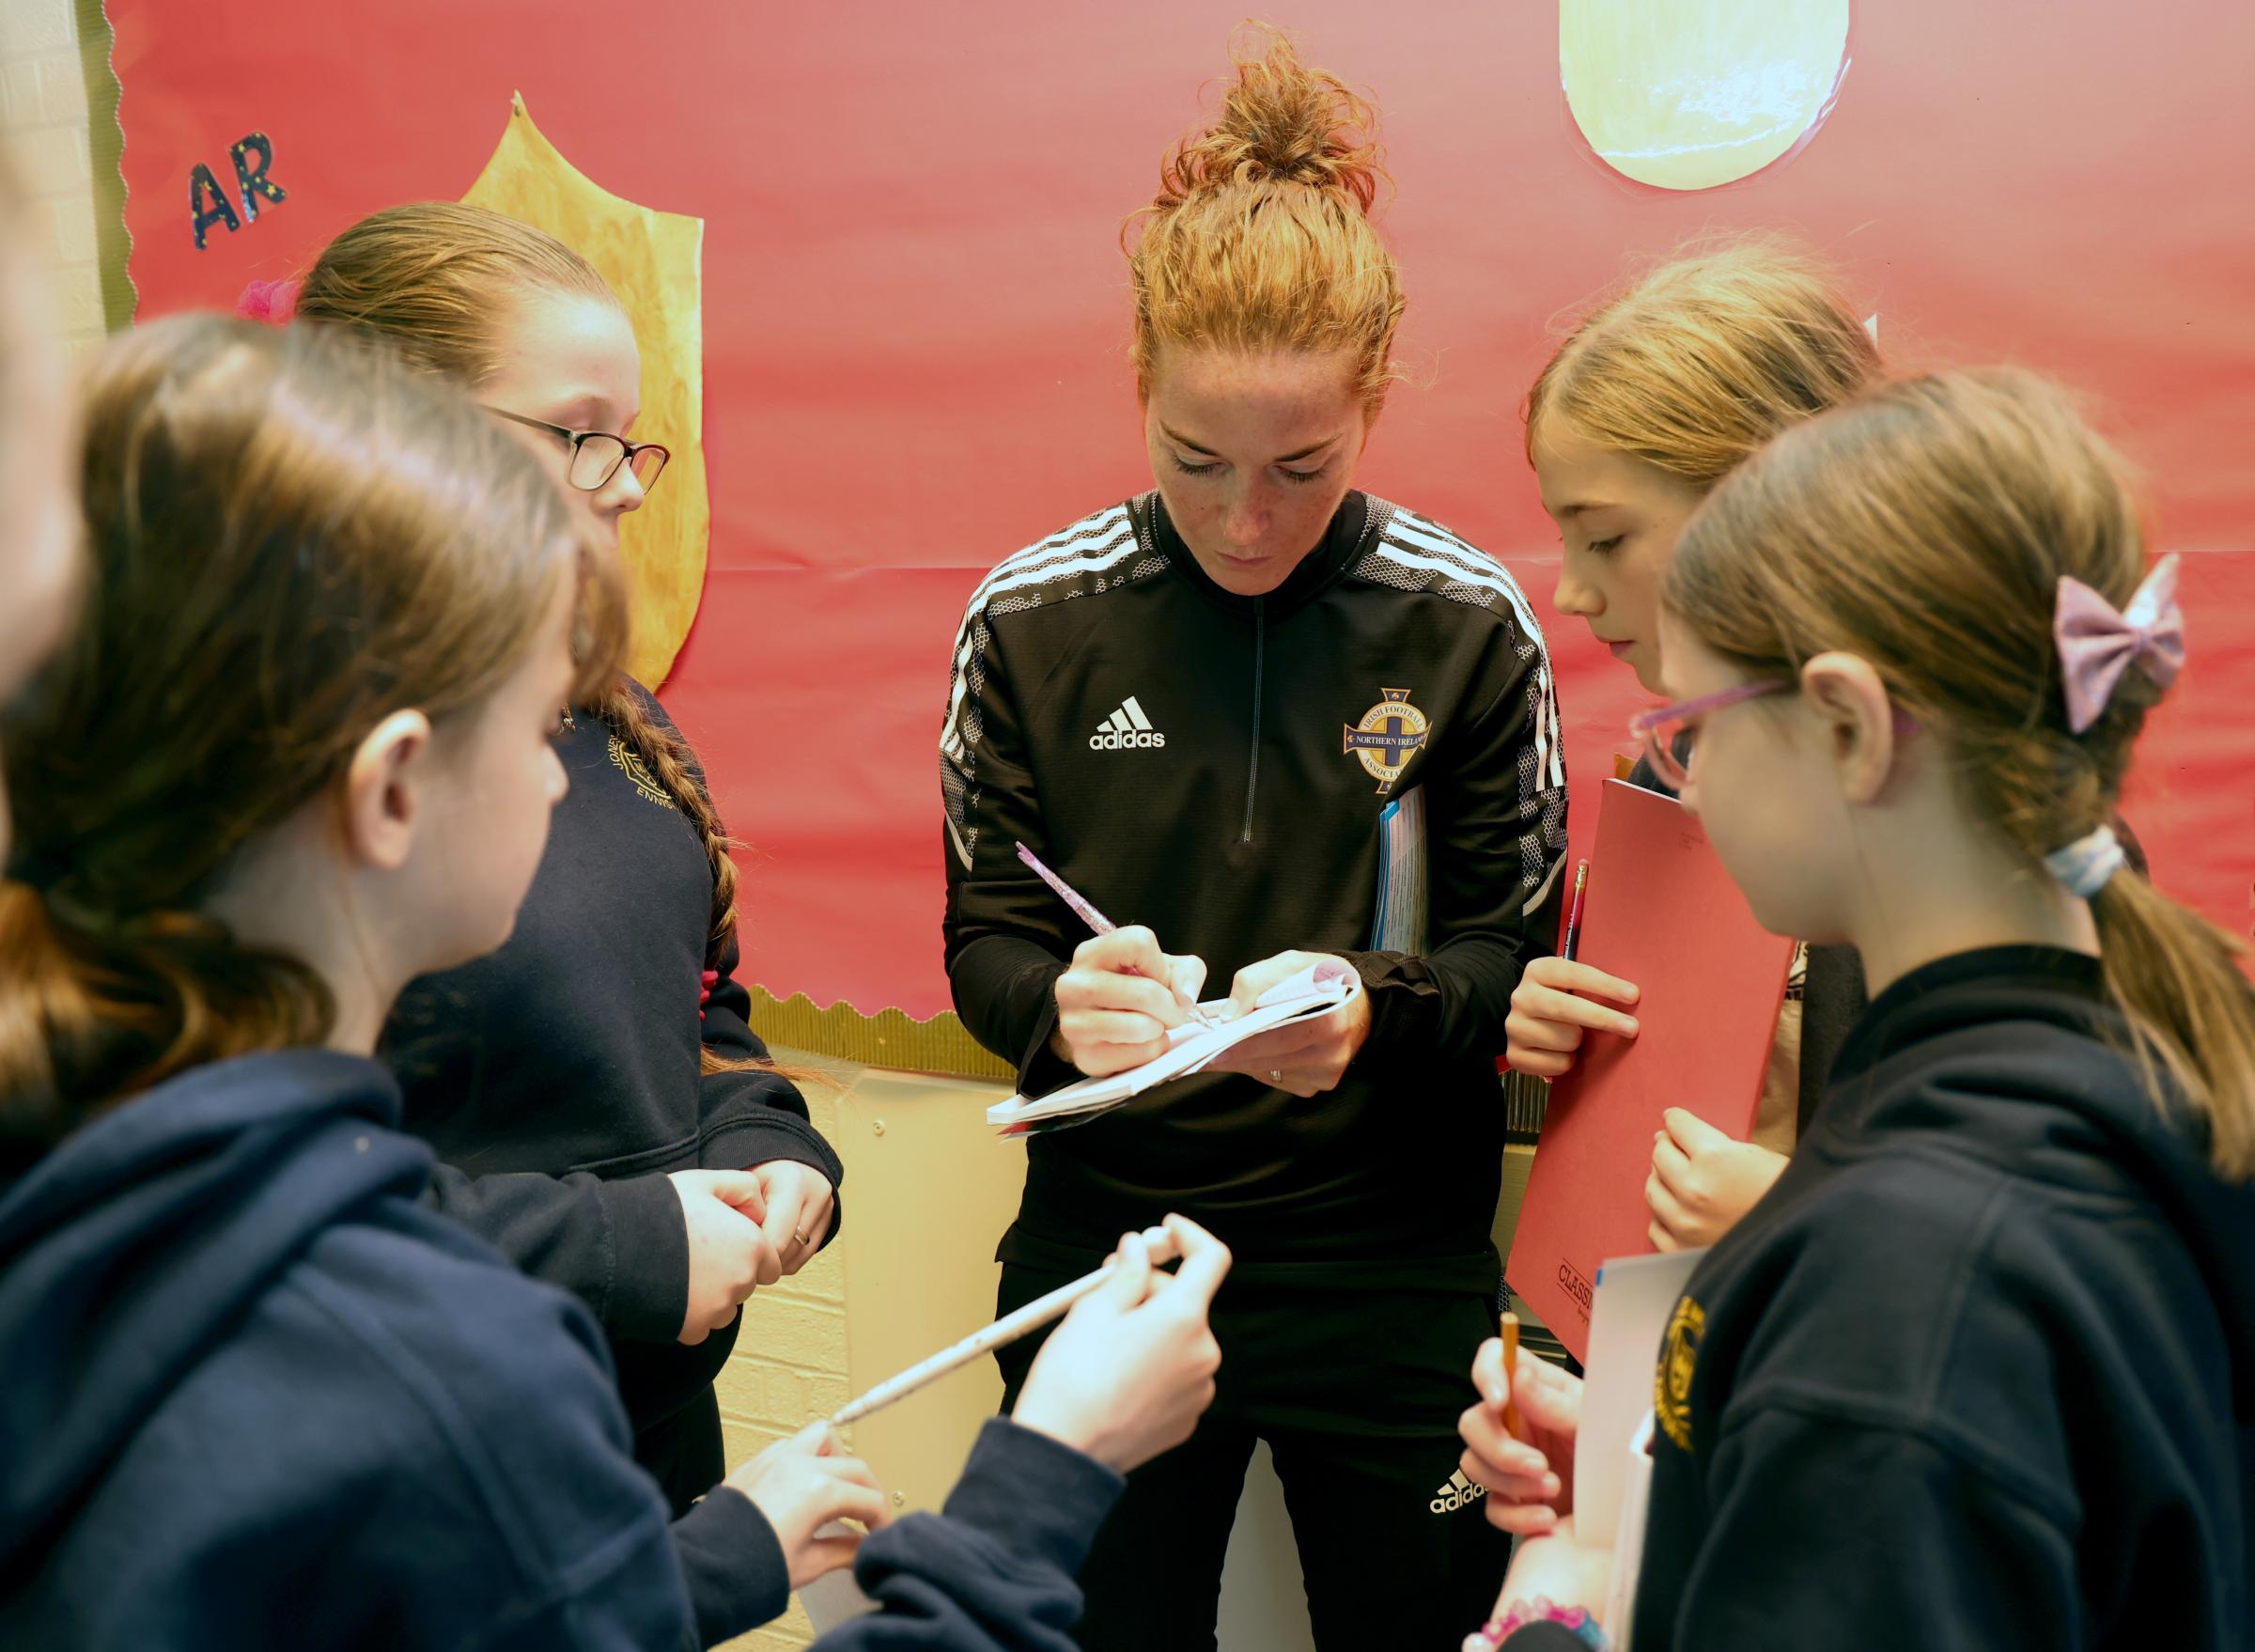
[234,275,302,325]
[2054,553,2184,734]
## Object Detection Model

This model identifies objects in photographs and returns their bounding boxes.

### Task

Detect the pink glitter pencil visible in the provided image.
[1016,841,1199,1015]
[1016,841,1119,935]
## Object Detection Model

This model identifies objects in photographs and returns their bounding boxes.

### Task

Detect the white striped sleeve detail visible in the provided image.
[940,505,1150,764]
[960,507,1138,614]
[1378,517,1548,649]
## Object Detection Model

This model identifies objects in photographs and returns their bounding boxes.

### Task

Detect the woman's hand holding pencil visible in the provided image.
[1458,1333,1582,1535]
[1012,1214,1231,1472]
[1050,927,1210,1077]
[1017,843,1208,1076]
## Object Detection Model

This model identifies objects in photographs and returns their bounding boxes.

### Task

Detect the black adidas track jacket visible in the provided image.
[940,491,1566,1289]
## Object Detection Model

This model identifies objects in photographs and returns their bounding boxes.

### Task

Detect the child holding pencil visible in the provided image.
[1461,368,2254,1648]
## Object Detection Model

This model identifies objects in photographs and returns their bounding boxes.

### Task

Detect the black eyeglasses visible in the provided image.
[485,406,670,493]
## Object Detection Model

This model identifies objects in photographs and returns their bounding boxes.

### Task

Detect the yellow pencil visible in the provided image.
[1499,1311,1525,1439]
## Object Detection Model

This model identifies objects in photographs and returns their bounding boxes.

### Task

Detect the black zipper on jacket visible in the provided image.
[1241,597,1265,843]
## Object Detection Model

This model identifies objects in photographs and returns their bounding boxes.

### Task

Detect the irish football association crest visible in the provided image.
[1343,688,1428,795]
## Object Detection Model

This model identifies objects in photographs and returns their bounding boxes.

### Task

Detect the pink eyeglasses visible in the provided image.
[1626,679,1791,790]
[1631,678,1920,789]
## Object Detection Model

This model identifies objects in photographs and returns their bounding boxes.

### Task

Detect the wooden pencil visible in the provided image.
[830,1226,1179,1427]
[1499,1312,1525,1438]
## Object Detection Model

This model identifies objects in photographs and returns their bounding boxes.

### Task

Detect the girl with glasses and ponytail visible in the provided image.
[1459,368,2253,1651]
[286,203,846,1522]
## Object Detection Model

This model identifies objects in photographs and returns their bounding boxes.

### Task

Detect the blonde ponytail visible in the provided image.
[2091,873,2255,1177]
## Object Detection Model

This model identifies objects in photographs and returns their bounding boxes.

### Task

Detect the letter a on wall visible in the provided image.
[464,95,709,687]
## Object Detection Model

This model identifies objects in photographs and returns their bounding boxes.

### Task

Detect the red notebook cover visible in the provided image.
[1508,779,1795,1362]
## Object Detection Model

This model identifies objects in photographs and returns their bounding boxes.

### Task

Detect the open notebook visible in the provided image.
[986,960,1362,1136]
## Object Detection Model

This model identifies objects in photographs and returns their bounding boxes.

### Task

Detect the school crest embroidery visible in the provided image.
[1342,687,1429,795]
[609,735,678,810]
[1656,1294,1705,1451]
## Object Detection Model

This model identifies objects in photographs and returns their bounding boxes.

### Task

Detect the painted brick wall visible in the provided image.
[715,1074,856,1651]
[0,0,109,348]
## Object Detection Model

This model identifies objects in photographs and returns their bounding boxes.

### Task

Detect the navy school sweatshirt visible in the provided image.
[0,1049,1129,1649]
[1614,946,2253,1649]
[0,1049,776,1646]
[382,682,842,1435]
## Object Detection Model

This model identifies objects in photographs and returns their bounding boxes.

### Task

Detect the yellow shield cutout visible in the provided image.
[464,94,708,687]
[1561,0,1850,192]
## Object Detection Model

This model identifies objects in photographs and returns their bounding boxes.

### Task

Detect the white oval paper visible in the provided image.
[1562,0,1851,191]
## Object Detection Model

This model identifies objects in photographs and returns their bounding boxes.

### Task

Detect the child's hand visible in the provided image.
[1646,1107,1787,1251]
[1459,1339,1581,1535]
[671,1169,781,1344]
[745,1159,835,1276]
[722,1422,890,1588]
[1503,957,1641,1079]
[1466,1517,1615,1647]
[1011,1215,1229,1472]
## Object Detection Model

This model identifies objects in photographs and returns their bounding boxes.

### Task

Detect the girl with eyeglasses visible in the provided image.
[288,203,845,1526]
[1460,367,2252,1652]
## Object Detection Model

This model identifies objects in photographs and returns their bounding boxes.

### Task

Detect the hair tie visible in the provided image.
[2045,822,2126,898]
[234,275,302,326]
[2053,553,2184,734]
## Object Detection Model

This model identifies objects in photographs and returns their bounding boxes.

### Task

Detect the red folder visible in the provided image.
[1508,780,1795,1362]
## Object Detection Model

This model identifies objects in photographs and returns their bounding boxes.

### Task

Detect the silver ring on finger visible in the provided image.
[793,1227,812,1247]
[1268,1069,1283,1084]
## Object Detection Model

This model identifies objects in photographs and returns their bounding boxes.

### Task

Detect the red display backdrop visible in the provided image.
[112,1,2255,1021]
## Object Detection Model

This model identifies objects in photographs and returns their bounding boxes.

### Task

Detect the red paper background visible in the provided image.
[111,0,2255,1016]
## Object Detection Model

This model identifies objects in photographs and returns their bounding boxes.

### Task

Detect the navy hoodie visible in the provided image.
[0,1048,1130,1649]
[0,1049,786,1647]
[384,683,843,1451]
[1623,946,2254,1648]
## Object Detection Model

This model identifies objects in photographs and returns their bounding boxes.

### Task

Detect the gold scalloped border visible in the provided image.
[745,988,1560,1114]
[744,989,1012,1081]
[81,0,134,329]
